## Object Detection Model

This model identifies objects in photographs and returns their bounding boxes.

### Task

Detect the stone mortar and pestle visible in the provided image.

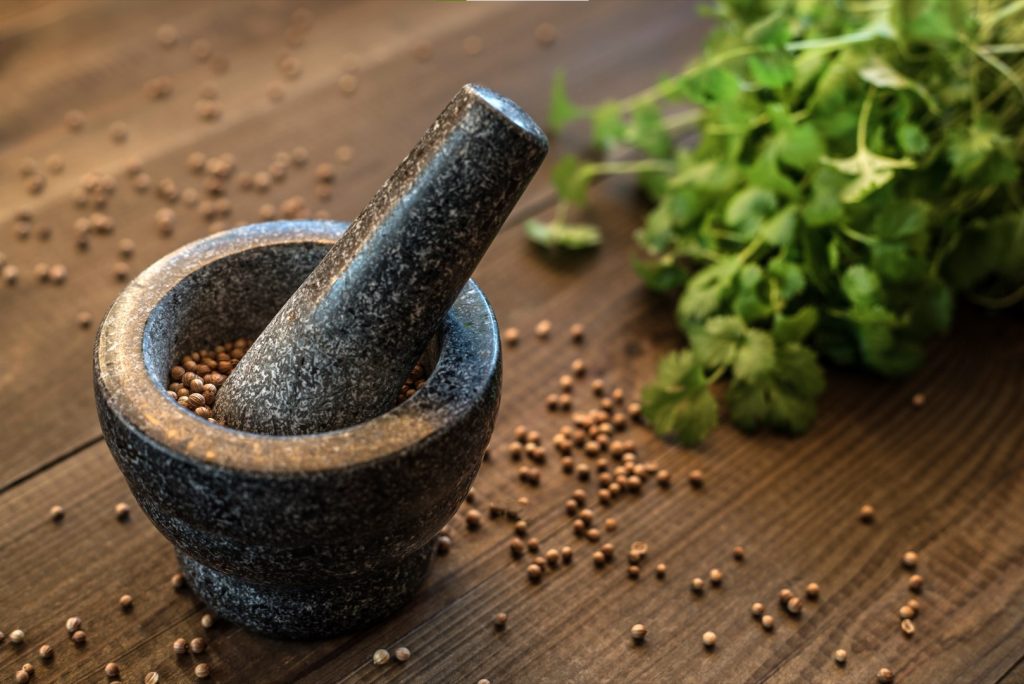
[93,85,548,639]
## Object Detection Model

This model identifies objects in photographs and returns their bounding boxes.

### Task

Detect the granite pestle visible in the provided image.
[213,84,547,435]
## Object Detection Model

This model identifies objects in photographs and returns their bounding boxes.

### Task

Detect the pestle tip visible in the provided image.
[462,84,548,151]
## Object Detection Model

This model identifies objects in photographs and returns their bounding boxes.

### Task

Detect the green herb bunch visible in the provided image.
[537,0,1024,445]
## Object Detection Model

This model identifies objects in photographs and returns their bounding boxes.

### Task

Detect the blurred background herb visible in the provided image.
[535,0,1024,444]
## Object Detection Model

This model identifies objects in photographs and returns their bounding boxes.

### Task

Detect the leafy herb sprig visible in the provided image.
[536,0,1024,445]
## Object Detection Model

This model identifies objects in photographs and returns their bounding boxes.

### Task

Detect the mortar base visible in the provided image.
[177,542,435,640]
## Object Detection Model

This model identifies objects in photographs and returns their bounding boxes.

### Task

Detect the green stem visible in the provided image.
[784,20,894,53]
[706,365,728,385]
[971,282,1024,308]
[579,159,676,179]
[662,108,705,131]
[856,87,876,153]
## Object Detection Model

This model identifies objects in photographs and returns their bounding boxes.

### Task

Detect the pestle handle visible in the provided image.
[213,84,548,435]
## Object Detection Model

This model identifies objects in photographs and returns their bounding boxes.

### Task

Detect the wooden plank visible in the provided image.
[0,176,1022,683]
[0,0,708,488]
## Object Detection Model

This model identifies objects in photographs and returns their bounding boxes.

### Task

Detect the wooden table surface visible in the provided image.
[1,2,1022,683]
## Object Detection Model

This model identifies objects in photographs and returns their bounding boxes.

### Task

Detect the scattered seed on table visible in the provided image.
[709,568,723,586]
[534,22,558,46]
[806,582,820,600]
[911,392,926,408]
[900,618,915,637]
[834,648,847,665]
[732,545,745,561]
[65,109,86,131]
[337,73,359,96]
[200,613,214,629]
[38,644,53,659]
[373,649,390,665]
[786,597,803,615]
[16,670,29,684]
[592,551,606,568]
[105,662,121,678]
[190,637,206,654]
[171,573,186,590]
[10,629,24,643]
[751,602,765,617]
[145,672,159,684]
[436,534,451,555]
[907,597,921,611]
[901,550,919,569]
[113,261,130,281]
[3,265,19,285]
[173,638,188,655]
[115,502,131,520]
[859,504,876,523]
[702,631,717,649]
[509,538,525,558]
[630,624,647,644]
[560,546,573,563]
[688,469,704,488]
[77,311,93,329]
[50,504,65,521]
[899,604,915,619]
[877,667,895,683]
[119,594,133,610]
[71,630,86,644]
[392,646,411,663]
[527,563,543,582]
[66,616,81,633]
[691,577,705,593]
[779,588,794,604]
[493,612,508,631]
[156,23,178,47]
[109,121,129,144]
[534,320,551,339]
[195,663,211,679]
[909,574,924,592]
[761,615,774,631]
[653,562,666,579]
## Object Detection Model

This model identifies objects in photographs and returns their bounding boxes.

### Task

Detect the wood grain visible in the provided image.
[0,0,704,489]
[1,3,1022,684]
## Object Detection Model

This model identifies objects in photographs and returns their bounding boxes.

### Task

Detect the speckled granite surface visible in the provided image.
[213,85,546,435]
[94,222,501,638]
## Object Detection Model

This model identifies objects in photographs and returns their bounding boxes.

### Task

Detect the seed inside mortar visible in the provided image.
[167,336,427,424]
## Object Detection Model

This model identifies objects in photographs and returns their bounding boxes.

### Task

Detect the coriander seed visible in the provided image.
[50,504,65,522]
[859,504,875,523]
[751,602,765,617]
[145,672,159,684]
[834,648,847,664]
[691,577,704,593]
[120,594,133,610]
[688,469,704,487]
[899,604,915,619]
[526,563,543,582]
[173,638,187,655]
[200,613,214,629]
[534,320,551,339]
[71,629,86,644]
[493,612,508,630]
[105,662,121,678]
[190,637,206,654]
[709,568,723,585]
[909,574,924,592]
[806,582,820,599]
[394,646,411,662]
[630,623,647,644]
[39,644,53,659]
[10,629,25,643]
[761,615,774,630]
[900,618,915,637]
[786,596,803,615]
[702,631,717,648]
[373,648,390,665]
[655,563,667,578]
[66,616,81,633]
[115,502,130,520]
[733,545,745,561]
[901,550,918,569]
[195,663,211,679]
[878,667,895,683]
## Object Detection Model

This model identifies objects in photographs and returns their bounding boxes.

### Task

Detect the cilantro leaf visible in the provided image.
[548,70,584,135]
[524,219,602,251]
[641,350,719,446]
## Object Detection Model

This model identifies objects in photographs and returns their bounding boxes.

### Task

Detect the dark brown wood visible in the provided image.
[1,3,1022,684]
[0,0,698,488]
